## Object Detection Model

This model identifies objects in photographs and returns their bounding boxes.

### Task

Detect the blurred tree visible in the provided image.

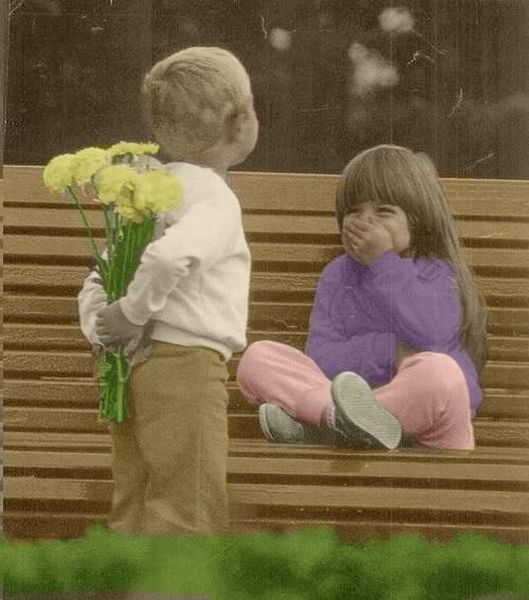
[4,0,528,179]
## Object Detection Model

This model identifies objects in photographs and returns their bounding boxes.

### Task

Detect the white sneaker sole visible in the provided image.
[258,404,274,442]
[331,372,402,450]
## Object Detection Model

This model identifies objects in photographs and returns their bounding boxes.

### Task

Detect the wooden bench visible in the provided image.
[4,165,529,543]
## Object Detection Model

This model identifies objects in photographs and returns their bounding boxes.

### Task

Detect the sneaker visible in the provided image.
[331,371,402,450]
[258,403,323,444]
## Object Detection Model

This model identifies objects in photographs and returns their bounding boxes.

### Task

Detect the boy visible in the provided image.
[78,47,259,535]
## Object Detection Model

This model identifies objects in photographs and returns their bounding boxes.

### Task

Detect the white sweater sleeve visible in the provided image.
[119,195,238,326]
[77,267,108,346]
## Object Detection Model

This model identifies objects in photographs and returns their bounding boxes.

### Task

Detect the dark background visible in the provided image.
[4,0,529,178]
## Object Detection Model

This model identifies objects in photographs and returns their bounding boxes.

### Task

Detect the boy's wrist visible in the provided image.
[95,300,145,349]
[119,297,150,327]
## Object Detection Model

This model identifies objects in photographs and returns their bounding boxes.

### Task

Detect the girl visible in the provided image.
[237,145,487,451]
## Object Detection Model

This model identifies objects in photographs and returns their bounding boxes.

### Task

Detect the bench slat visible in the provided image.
[6,283,529,323]
[6,214,529,244]
[5,293,529,336]
[4,511,527,544]
[4,323,529,363]
[5,221,529,271]
[6,449,529,486]
[5,379,529,421]
[5,349,529,389]
[6,166,529,215]
[6,476,529,519]
[231,172,529,216]
[5,247,529,278]
[5,432,529,463]
[3,406,529,448]
[6,267,529,309]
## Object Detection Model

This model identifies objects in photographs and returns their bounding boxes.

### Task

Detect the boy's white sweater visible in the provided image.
[78,162,251,361]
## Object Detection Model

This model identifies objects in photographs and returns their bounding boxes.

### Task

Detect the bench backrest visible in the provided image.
[4,166,529,447]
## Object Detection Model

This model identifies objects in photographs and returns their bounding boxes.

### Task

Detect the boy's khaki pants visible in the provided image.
[108,342,230,535]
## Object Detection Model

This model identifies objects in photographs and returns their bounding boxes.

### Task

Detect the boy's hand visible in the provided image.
[95,301,143,349]
[92,337,143,358]
[342,215,393,265]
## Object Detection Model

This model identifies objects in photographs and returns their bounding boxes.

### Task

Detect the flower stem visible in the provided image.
[66,186,108,281]
[120,220,135,296]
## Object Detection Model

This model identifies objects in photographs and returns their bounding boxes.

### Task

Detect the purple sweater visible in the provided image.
[305,251,482,415]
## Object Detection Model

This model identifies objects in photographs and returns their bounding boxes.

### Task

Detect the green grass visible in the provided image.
[1,526,528,599]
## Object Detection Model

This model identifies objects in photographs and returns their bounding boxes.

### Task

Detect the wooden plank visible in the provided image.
[4,264,89,290]
[228,455,529,485]
[230,518,529,545]
[4,430,112,450]
[4,348,529,400]
[5,207,105,230]
[5,450,111,470]
[5,301,524,338]
[4,407,109,433]
[5,476,529,520]
[5,214,529,244]
[5,245,529,276]
[228,483,529,519]
[1,406,256,439]
[6,165,529,216]
[4,350,95,376]
[4,165,61,205]
[5,432,529,463]
[4,379,100,406]
[234,174,529,216]
[475,420,529,447]
[230,438,529,462]
[4,322,529,364]
[478,362,529,389]
[4,323,90,350]
[477,391,529,419]
[4,347,529,389]
[6,449,529,487]
[6,290,529,341]
[3,406,529,448]
[230,172,529,216]
[5,379,529,421]
[3,513,107,541]
[5,476,112,502]
[6,268,529,309]
[246,302,529,335]
[5,290,529,335]
[4,509,528,545]
[4,511,528,544]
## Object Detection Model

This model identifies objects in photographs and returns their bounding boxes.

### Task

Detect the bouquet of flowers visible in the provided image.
[43,142,183,422]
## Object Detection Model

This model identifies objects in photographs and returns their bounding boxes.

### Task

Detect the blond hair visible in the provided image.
[140,47,252,160]
[336,144,487,375]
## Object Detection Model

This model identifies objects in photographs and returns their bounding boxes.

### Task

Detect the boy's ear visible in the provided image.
[226,107,249,142]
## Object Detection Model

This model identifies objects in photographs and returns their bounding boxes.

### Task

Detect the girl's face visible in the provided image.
[343,201,411,255]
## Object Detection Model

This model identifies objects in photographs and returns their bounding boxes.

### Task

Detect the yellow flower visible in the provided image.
[42,153,76,192]
[95,164,139,206]
[107,141,159,159]
[135,170,183,216]
[115,198,144,223]
[72,147,109,184]
[96,164,144,222]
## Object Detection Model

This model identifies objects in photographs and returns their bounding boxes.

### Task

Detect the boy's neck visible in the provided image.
[182,146,230,179]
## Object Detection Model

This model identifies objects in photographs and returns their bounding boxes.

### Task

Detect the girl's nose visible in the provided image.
[358,205,376,221]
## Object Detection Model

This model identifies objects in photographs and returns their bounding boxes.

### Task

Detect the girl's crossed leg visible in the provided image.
[237,341,474,450]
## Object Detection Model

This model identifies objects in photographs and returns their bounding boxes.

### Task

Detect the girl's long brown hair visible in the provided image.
[335,144,487,375]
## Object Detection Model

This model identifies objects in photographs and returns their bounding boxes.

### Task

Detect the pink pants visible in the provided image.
[237,341,475,450]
